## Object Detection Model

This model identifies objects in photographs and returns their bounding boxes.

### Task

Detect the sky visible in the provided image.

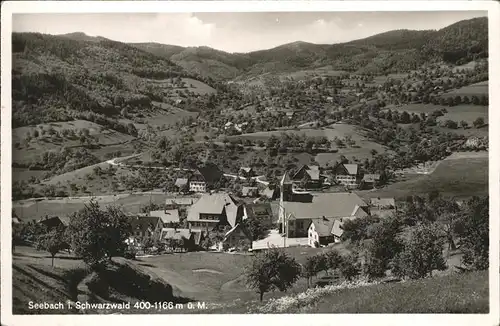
[13,11,487,53]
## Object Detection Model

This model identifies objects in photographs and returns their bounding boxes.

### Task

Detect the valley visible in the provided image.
[10,14,490,316]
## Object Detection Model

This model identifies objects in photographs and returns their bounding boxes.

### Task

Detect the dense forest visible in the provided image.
[134,17,488,80]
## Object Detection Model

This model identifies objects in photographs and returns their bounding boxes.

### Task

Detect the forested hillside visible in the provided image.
[11,32,208,129]
[133,17,488,80]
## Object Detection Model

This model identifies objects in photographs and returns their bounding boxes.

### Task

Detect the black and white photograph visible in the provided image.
[1,0,499,323]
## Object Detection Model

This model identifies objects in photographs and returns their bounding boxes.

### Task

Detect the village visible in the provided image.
[29,161,395,256]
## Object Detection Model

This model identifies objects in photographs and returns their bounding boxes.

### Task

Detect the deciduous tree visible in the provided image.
[246,248,301,301]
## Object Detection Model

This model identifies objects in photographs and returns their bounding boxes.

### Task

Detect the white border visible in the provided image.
[1,1,499,326]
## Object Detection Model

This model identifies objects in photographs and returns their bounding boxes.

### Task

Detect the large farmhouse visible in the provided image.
[290,165,322,189]
[186,192,244,231]
[188,163,224,193]
[332,163,360,188]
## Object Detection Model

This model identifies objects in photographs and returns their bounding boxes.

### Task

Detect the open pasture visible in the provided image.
[441,81,488,97]
[359,156,488,200]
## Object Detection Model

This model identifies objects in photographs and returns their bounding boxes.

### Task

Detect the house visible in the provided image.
[279,192,369,238]
[160,227,195,251]
[360,174,380,189]
[242,186,259,198]
[291,165,322,189]
[239,167,255,179]
[308,217,336,247]
[128,216,163,243]
[188,163,224,193]
[221,224,252,251]
[370,197,396,210]
[37,216,70,231]
[369,197,396,218]
[165,197,199,210]
[244,202,275,227]
[174,178,189,192]
[186,192,244,231]
[149,209,180,227]
[332,163,360,188]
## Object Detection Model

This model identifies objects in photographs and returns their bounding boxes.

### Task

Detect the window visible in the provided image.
[309,231,312,237]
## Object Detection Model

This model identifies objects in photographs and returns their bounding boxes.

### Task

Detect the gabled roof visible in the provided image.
[310,217,336,237]
[175,178,189,187]
[38,216,70,228]
[283,192,368,220]
[306,169,320,181]
[193,163,223,184]
[239,167,253,173]
[343,164,359,175]
[281,171,292,185]
[292,165,320,181]
[245,202,273,219]
[351,205,369,218]
[149,209,180,224]
[130,216,161,233]
[223,223,252,242]
[187,192,242,227]
[332,219,344,238]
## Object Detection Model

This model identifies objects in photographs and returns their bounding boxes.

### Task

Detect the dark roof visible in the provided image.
[38,216,69,228]
[310,217,336,237]
[291,165,320,181]
[193,163,223,184]
[130,216,161,233]
[245,203,273,219]
[223,223,252,241]
[333,163,358,175]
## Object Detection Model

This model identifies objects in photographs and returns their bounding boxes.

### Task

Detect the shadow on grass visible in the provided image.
[104,261,194,304]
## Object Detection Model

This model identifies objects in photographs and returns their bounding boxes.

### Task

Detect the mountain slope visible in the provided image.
[11,32,212,129]
[132,17,488,80]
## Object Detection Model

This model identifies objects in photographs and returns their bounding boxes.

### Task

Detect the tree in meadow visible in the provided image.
[246,248,302,301]
[38,226,68,267]
[391,222,447,279]
[66,199,131,270]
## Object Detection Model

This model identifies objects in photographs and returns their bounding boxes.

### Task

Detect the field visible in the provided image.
[234,271,488,313]
[13,192,170,222]
[12,246,188,314]
[12,120,136,165]
[441,81,488,97]
[147,78,216,96]
[226,124,389,167]
[12,242,471,315]
[359,154,488,200]
[385,103,488,132]
[140,102,199,129]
